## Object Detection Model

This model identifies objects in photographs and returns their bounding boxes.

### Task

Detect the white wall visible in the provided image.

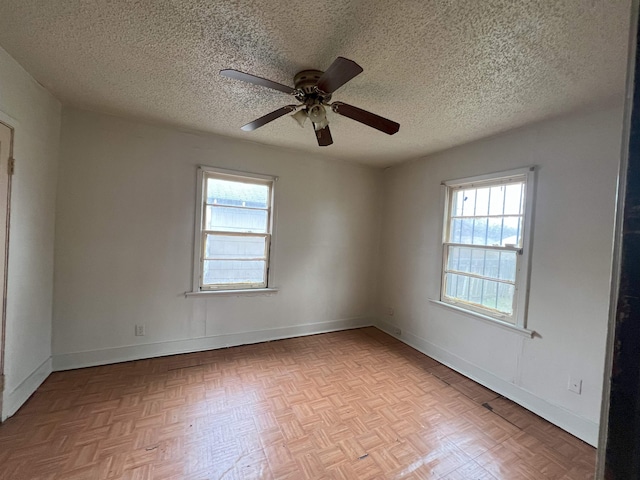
[0,47,61,419]
[52,108,381,368]
[376,107,624,445]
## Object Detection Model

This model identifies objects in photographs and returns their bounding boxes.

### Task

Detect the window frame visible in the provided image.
[192,166,277,293]
[440,167,536,329]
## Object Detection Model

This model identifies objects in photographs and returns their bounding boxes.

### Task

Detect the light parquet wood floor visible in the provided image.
[0,328,595,479]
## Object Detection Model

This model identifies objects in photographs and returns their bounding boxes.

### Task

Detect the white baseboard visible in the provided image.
[376,320,599,447]
[2,357,52,421]
[53,316,374,371]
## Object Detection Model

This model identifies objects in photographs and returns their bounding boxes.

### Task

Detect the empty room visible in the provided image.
[0,1,635,479]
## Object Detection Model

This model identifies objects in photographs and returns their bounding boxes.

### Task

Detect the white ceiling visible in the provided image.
[0,1,631,167]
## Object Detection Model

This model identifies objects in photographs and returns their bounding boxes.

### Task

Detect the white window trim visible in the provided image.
[438,166,536,331]
[185,288,279,297]
[189,166,279,295]
[429,299,534,337]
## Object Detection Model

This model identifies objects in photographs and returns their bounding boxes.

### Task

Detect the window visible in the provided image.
[193,167,275,292]
[441,167,535,327]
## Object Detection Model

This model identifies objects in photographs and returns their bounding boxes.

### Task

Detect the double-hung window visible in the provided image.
[193,167,275,292]
[441,167,535,328]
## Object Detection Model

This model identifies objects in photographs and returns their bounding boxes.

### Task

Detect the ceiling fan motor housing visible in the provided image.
[294,69,331,104]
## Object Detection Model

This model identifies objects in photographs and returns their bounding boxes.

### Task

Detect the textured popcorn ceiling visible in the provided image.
[0,1,631,167]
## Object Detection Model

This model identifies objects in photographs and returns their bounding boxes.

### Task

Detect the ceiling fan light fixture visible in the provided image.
[308,104,326,124]
[292,109,308,128]
[313,117,329,131]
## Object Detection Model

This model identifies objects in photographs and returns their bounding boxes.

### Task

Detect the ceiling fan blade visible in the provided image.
[315,125,333,146]
[316,57,363,94]
[220,69,296,95]
[331,102,400,135]
[241,105,297,131]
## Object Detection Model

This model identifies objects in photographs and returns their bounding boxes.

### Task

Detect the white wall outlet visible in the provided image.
[392,326,401,336]
[387,307,394,316]
[568,376,582,394]
[135,324,145,336]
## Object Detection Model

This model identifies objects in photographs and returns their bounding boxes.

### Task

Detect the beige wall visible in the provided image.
[376,106,624,445]
[52,108,382,368]
[0,46,61,419]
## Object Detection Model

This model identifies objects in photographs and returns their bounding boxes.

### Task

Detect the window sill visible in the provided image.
[429,299,535,338]
[185,288,279,297]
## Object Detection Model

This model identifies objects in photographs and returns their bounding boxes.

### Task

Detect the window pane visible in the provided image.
[482,280,498,310]
[461,189,476,216]
[203,260,266,285]
[497,282,515,315]
[451,217,462,243]
[447,246,517,283]
[498,251,517,281]
[448,244,460,266]
[472,217,488,245]
[445,273,514,317]
[449,273,469,301]
[474,187,490,216]
[452,216,523,247]
[447,246,489,277]
[501,216,522,246]
[447,246,474,275]
[469,248,485,275]
[466,217,527,246]
[206,206,268,233]
[488,186,506,215]
[453,190,465,216]
[447,246,468,273]
[504,183,524,215]
[205,235,266,259]
[459,217,509,246]
[206,178,269,208]
[453,246,471,273]
[451,217,474,243]
[483,250,500,277]
[486,217,504,246]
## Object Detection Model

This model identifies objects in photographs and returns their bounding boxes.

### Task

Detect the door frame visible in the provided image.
[0,118,14,421]
[598,0,640,477]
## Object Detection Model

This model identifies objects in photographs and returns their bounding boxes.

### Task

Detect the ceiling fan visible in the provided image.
[220,57,400,147]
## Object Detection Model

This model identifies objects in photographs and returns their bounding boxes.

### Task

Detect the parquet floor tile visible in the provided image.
[0,327,596,479]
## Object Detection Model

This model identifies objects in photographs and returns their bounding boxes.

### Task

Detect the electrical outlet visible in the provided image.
[135,324,145,336]
[387,307,394,316]
[392,327,402,336]
[568,376,582,394]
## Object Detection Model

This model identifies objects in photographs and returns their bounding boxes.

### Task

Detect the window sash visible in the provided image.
[201,231,270,261]
[193,167,275,292]
[200,232,271,290]
[440,169,533,326]
[444,242,522,253]
[442,243,520,320]
[204,204,270,234]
